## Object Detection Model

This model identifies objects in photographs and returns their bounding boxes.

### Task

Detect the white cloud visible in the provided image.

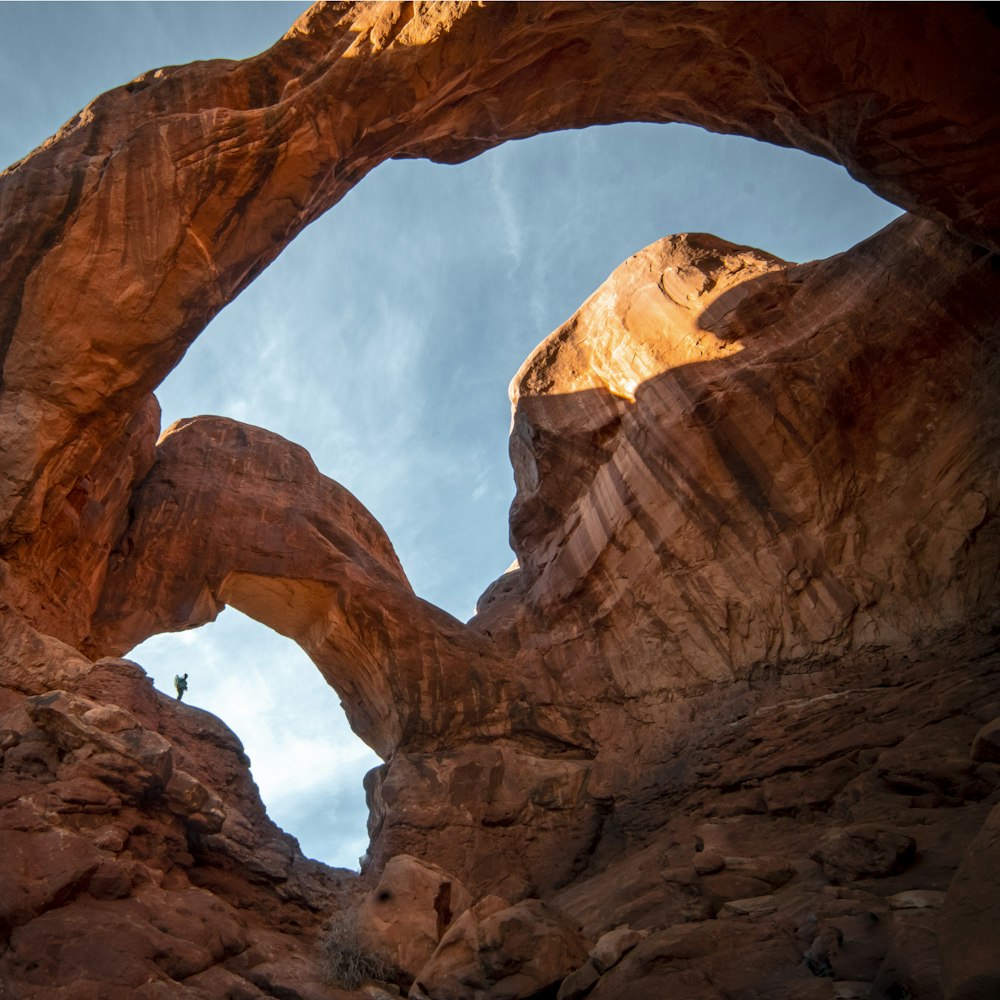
[487,148,524,275]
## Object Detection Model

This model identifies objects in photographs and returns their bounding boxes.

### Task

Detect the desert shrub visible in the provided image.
[325,912,400,991]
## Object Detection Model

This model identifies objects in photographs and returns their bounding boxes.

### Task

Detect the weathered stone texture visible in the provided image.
[84,415,513,758]
[1,2,998,999]
[484,213,1000,753]
[3,2,999,653]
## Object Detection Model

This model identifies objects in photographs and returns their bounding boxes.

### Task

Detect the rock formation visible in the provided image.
[1,2,998,999]
[83,416,515,760]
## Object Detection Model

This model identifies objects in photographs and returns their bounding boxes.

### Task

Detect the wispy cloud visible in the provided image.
[487,148,524,275]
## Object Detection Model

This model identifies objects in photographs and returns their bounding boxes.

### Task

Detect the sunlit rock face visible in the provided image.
[1,2,999,998]
[368,211,1000,920]
[491,214,999,714]
[2,1,998,648]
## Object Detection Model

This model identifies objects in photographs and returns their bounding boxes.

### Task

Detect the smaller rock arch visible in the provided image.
[85,415,516,758]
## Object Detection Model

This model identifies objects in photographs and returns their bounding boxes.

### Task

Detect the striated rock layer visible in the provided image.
[368,212,1000,903]
[1,3,999,999]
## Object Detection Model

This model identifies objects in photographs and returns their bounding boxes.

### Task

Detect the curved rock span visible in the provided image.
[1,3,998,999]
[84,416,517,759]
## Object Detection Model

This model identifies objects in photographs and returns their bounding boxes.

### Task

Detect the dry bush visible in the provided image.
[325,912,400,991]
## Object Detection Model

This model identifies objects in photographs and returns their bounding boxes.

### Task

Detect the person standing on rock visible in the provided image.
[174,673,189,702]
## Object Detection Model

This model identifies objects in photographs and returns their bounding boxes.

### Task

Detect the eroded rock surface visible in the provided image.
[472,215,1000,793]
[3,1,999,655]
[1,2,999,999]
[0,630,357,999]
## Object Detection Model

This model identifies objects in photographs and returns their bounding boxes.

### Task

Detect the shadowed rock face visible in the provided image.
[496,215,999,709]
[1,3,999,998]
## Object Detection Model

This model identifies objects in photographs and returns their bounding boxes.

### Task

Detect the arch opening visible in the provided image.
[0,8,997,997]
[130,608,380,871]
[1,1,924,882]
[153,120,904,623]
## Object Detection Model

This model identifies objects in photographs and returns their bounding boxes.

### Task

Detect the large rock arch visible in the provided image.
[82,415,525,759]
[2,2,999,652]
[1,4,998,998]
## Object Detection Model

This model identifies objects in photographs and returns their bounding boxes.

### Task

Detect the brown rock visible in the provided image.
[26,689,173,792]
[85,416,516,760]
[692,852,725,876]
[87,860,133,900]
[871,907,943,1000]
[0,828,102,932]
[589,925,650,974]
[181,966,270,1000]
[0,599,95,696]
[555,844,712,940]
[970,717,1000,764]
[557,960,601,1000]
[810,826,917,885]
[412,897,589,1000]
[355,853,472,979]
[804,910,890,982]
[163,767,226,835]
[3,897,214,992]
[89,824,129,853]
[366,744,604,896]
[0,4,999,999]
[723,856,796,891]
[588,919,825,1000]
[499,216,999,729]
[2,1,999,656]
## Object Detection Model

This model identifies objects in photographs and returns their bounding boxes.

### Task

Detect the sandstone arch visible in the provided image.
[1,5,999,996]
[83,415,522,758]
[2,2,999,656]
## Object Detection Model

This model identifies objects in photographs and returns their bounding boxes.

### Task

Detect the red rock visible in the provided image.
[354,853,472,980]
[692,853,725,877]
[87,859,133,900]
[0,828,102,933]
[84,416,512,759]
[0,4,999,998]
[412,897,590,1000]
[2,2,998,658]
[810,826,917,885]
[163,767,226,835]
[26,689,173,794]
[589,925,650,974]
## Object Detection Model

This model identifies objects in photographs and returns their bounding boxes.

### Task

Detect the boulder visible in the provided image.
[939,801,1000,1000]
[26,690,172,791]
[810,826,917,884]
[355,854,472,979]
[589,925,650,974]
[970,718,1000,764]
[411,897,589,1000]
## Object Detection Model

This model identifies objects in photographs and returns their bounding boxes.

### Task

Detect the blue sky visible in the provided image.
[1,2,903,868]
